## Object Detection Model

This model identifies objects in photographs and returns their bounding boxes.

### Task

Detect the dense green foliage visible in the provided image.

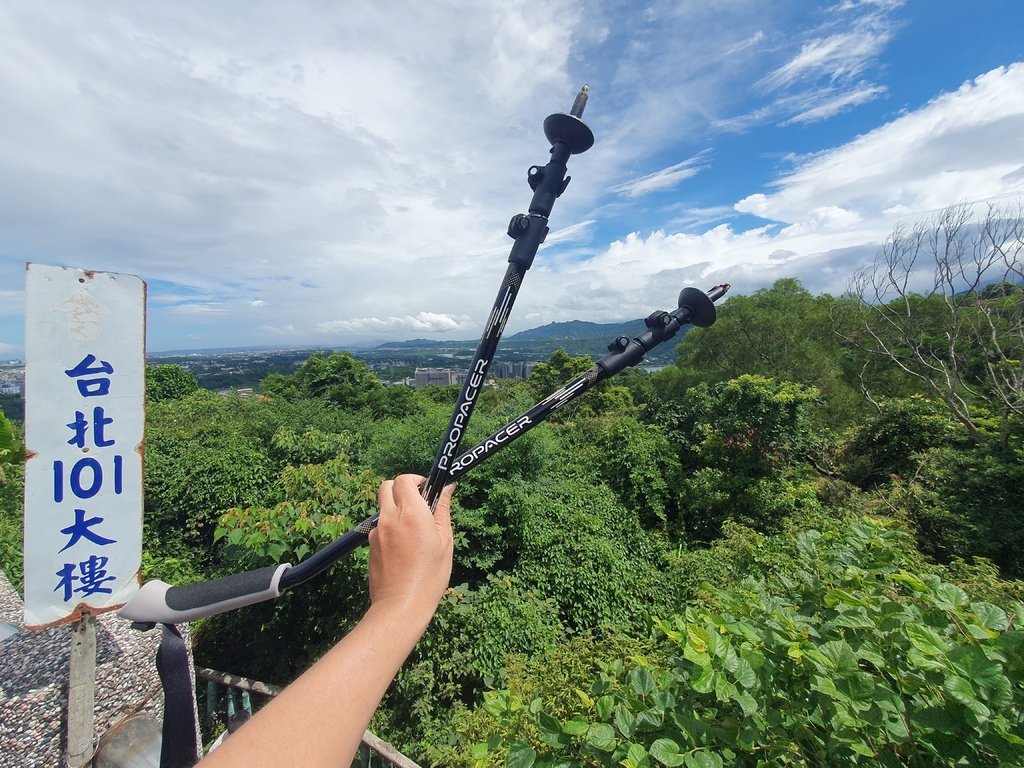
[0,413,23,590]
[447,520,1024,767]
[146,363,200,402]
[0,220,1021,765]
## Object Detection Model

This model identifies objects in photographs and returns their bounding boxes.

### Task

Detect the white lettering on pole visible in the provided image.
[451,415,533,473]
[437,358,488,472]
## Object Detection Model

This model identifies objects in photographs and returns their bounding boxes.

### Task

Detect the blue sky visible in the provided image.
[1,0,1022,355]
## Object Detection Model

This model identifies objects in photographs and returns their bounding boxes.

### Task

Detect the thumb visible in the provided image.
[432,482,456,541]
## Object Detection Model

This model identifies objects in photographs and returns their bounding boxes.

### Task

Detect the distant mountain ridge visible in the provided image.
[506,318,648,342]
[374,337,456,349]
[373,318,649,351]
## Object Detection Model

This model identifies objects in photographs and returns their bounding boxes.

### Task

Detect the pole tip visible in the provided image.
[570,85,590,118]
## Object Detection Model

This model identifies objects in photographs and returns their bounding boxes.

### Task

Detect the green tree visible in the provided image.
[882,442,1024,579]
[261,351,383,411]
[527,349,635,419]
[846,202,1024,446]
[658,375,823,541]
[660,279,862,425]
[499,475,673,632]
[453,520,1024,768]
[839,396,960,486]
[146,363,200,402]
[144,391,278,559]
[527,349,595,402]
[384,575,566,753]
[0,413,23,589]
[591,416,683,531]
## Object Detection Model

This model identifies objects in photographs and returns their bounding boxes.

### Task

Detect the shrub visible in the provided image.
[457,519,1024,767]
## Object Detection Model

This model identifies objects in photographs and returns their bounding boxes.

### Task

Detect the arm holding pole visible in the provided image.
[196,477,454,768]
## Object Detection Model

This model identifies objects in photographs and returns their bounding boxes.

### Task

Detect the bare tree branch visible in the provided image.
[842,201,1024,444]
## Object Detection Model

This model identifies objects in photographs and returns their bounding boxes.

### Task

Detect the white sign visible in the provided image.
[23,264,145,628]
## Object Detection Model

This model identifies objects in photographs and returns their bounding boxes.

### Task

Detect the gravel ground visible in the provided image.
[0,571,197,767]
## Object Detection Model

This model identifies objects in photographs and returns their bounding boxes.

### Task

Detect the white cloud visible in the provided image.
[168,303,229,315]
[0,290,23,317]
[545,219,596,245]
[785,83,887,124]
[0,2,1015,351]
[518,64,1024,321]
[737,64,1024,223]
[723,30,766,57]
[317,312,471,336]
[259,324,299,337]
[611,153,710,199]
[761,27,891,91]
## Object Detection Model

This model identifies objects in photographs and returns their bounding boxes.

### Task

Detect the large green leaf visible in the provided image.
[972,602,1010,632]
[507,742,537,768]
[649,738,686,767]
[538,713,570,748]
[682,751,723,768]
[585,724,617,752]
[629,667,655,696]
[905,624,948,657]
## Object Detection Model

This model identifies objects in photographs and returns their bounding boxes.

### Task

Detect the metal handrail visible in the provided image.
[196,667,423,768]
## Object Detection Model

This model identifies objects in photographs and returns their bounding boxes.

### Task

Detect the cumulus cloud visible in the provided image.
[0,1,1016,353]
[518,64,1024,322]
[737,64,1024,223]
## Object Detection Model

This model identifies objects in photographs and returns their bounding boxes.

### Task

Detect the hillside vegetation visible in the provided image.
[1,205,1022,766]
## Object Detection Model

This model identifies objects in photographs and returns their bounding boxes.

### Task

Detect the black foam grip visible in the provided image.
[165,565,280,611]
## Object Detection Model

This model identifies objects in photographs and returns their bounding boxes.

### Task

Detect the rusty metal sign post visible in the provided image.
[23,264,146,766]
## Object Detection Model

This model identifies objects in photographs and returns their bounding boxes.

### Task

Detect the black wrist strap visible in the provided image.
[155,623,202,768]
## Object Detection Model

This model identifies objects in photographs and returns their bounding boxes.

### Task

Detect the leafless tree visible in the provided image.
[846,201,1024,445]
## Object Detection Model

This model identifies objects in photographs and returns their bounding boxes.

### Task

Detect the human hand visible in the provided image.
[368,475,454,625]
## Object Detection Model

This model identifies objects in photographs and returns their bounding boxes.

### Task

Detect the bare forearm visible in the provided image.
[199,477,454,767]
[199,601,433,767]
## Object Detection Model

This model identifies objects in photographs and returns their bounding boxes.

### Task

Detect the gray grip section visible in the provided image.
[118,563,291,624]
[166,565,280,610]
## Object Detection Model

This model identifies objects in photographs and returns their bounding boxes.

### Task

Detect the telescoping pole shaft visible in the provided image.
[280,87,595,590]
[444,284,729,482]
[419,85,594,510]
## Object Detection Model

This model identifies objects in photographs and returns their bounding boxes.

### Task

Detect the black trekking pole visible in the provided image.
[122,86,595,625]
[419,84,595,509]
[119,283,729,625]
[445,283,729,481]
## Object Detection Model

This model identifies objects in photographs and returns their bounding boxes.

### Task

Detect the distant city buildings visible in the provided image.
[0,362,24,396]
[408,362,537,390]
[492,361,536,379]
[413,368,465,389]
